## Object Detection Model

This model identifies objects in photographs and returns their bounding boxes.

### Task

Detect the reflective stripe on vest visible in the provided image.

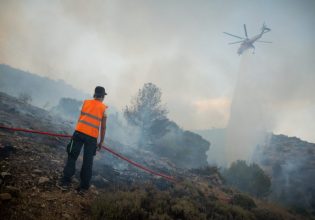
[78,120,99,129]
[75,99,107,138]
[80,111,102,122]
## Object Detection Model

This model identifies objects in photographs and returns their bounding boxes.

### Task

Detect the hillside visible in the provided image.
[0,92,308,219]
[198,128,315,217]
[255,134,315,215]
[0,64,87,108]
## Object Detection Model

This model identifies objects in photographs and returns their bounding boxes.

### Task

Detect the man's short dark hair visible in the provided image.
[93,94,105,99]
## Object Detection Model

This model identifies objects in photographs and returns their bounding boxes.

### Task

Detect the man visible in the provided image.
[58,86,108,194]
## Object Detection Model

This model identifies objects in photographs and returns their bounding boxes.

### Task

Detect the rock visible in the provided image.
[0,172,12,183]
[92,175,109,188]
[91,188,99,195]
[62,213,71,219]
[38,176,49,184]
[4,185,15,192]
[1,171,12,178]
[33,169,42,174]
[0,145,16,159]
[0,193,12,200]
[5,186,20,197]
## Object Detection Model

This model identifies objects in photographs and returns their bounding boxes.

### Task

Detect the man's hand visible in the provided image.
[97,142,103,151]
[98,115,106,152]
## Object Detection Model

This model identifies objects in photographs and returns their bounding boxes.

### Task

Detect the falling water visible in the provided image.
[225,50,271,165]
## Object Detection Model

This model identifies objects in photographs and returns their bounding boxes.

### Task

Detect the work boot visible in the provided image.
[56,180,71,191]
[76,187,88,196]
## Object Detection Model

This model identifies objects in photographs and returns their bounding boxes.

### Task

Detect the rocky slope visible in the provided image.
[0,92,307,219]
[198,128,315,218]
[255,134,315,215]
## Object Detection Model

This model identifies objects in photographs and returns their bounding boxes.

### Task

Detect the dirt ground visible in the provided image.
[0,130,101,220]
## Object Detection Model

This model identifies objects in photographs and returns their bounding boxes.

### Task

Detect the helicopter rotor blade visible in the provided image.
[223,32,245,39]
[244,24,248,38]
[256,40,272,43]
[228,40,244,45]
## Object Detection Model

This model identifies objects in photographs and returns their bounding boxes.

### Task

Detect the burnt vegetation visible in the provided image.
[0,66,313,219]
[124,82,209,169]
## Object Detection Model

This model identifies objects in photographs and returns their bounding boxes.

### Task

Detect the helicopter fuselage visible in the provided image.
[224,24,271,55]
[237,33,264,55]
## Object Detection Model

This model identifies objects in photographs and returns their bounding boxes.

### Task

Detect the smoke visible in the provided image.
[0,0,232,131]
[252,134,315,211]
[106,112,142,150]
[1,0,315,146]
[225,50,274,164]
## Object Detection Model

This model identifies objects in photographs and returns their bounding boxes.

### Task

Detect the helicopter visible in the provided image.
[223,23,272,55]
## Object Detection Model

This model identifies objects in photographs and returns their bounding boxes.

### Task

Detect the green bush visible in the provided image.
[91,182,299,220]
[170,198,206,220]
[92,184,257,220]
[252,208,285,220]
[190,166,221,176]
[91,191,148,220]
[232,193,257,210]
[91,186,206,220]
[223,160,271,197]
[210,202,256,220]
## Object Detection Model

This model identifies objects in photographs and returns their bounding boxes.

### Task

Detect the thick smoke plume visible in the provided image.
[226,51,273,164]
[1,0,315,148]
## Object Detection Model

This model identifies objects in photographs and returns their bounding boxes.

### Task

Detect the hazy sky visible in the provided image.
[1,0,315,142]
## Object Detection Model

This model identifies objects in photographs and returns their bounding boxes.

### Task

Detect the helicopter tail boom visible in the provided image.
[262,23,271,33]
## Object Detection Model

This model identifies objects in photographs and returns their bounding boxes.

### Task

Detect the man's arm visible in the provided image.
[98,114,107,150]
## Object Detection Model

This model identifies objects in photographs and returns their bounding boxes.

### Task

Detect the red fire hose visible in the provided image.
[0,125,176,182]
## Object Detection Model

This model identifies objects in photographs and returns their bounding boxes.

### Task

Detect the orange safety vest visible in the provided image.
[75,99,107,138]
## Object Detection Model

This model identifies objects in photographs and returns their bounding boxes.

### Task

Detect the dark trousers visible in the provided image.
[62,131,97,189]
